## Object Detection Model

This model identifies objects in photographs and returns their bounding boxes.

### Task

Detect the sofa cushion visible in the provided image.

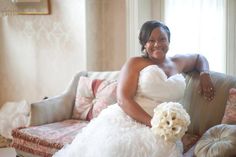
[221,88,236,124]
[194,124,236,157]
[72,76,117,120]
[11,119,88,157]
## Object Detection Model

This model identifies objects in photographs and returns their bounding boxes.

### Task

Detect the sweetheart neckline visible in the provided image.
[141,64,182,80]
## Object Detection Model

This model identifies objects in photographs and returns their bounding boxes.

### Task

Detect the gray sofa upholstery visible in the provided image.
[11,70,236,157]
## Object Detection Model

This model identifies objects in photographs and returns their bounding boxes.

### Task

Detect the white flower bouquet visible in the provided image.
[151,102,190,143]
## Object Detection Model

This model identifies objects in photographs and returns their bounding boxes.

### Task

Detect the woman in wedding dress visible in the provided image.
[53,20,215,157]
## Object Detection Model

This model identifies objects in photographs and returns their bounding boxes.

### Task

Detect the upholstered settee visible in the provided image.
[11,70,236,157]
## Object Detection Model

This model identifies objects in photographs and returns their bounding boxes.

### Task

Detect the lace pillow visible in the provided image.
[221,88,236,124]
[72,76,117,121]
[194,124,236,157]
[0,100,30,139]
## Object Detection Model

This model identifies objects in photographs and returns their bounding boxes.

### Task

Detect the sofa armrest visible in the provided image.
[30,71,88,126]
[30,93,74,126]
[182,71,236,135]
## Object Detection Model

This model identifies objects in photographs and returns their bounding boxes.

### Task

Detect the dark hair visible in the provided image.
[138,20,170,51]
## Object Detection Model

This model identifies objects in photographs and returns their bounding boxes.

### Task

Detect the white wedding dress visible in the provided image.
[53,65,186,157]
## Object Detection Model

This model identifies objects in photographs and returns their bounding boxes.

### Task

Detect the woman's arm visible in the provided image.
[194,54,210,74]
[172,53,208,73]
[172,54,214,101]
[117,57,152,127]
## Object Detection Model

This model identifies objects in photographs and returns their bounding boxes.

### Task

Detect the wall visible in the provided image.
[0,0,87,106]
[0,0,127,107]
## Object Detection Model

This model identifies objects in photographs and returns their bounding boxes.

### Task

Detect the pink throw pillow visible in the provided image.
[221,88,236,124]
[72,76,117,121]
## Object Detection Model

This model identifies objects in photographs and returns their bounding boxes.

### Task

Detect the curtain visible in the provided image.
[164,0,226,73]
[226,0,236,76]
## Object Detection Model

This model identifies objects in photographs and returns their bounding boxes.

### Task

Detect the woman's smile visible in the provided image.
[144,27,169,60]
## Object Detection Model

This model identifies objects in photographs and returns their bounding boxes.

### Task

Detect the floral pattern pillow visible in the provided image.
[221,88,236,124]
[72,76,117,121]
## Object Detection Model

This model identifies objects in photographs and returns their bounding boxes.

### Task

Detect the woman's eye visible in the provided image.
[160,38,166,42]
[148,40,155,43]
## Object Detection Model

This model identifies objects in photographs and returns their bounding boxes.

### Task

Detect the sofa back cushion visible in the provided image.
[181,71,236,135]
[72,76,117,120]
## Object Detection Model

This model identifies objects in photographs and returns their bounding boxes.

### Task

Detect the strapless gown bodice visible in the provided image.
[135,65,186,116]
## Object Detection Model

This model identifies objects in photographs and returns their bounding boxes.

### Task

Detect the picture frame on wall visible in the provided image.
[12,0,50,15]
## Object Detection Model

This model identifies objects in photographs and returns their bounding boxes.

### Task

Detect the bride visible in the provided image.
[53,20,214,157]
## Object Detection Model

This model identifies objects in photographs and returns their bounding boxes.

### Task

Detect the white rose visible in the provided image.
[151,102,190,142]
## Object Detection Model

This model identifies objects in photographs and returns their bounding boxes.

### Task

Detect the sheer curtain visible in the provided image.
[164,0,226,73]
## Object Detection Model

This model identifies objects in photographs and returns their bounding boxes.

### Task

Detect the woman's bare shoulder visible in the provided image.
[124,56,152,71]
[170,53,198,61]
[127,56,147,63]
[170,53,199,72]
[170,54,186,60]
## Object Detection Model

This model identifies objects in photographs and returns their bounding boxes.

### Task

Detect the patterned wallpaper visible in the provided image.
[0,0,87,106]
[0,0,127,107]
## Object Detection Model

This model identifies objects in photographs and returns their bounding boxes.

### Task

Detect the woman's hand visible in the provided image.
[199,72,215,101]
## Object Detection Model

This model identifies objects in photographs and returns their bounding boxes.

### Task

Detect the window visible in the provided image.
[164,0,226,73]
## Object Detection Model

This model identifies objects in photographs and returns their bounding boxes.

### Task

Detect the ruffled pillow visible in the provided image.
[72,76,117,120]
[0,100,30,139]
[194,124,236,157]
[221,88,236,124]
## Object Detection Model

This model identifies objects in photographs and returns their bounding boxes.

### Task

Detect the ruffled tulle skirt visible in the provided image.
[53,104,183,157]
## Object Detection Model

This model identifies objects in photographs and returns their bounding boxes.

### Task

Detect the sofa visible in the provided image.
[11,70,236,157]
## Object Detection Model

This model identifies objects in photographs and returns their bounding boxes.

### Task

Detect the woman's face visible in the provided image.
[144,27,169,61]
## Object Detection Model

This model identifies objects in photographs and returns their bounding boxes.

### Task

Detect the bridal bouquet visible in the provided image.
[151,102,190,143]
